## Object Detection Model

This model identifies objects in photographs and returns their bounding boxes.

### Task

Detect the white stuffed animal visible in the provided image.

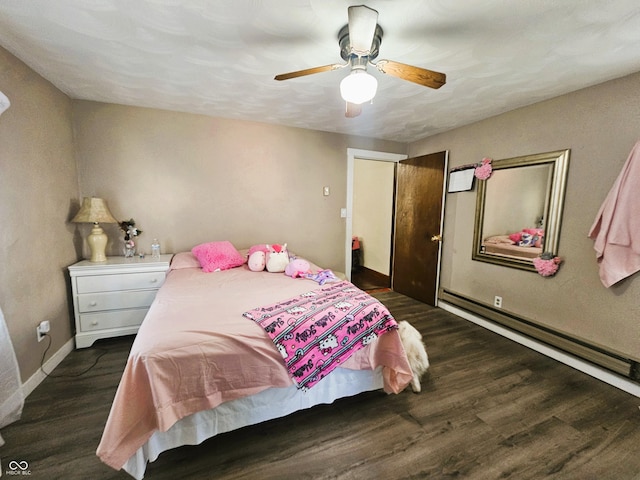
[266,244,289,273]
[247,250,266,272]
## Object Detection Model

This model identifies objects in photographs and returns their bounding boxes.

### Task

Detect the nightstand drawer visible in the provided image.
[76,271,166,294]
[79,309,148,332]
[77,289,159,313]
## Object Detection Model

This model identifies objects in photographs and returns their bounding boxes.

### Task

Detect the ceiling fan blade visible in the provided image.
[274,63,345,81]
[348,5,378,55]
[375,60,446,89]
[345,102,362,118]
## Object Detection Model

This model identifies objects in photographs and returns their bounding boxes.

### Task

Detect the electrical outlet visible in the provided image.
[37,320,50,342]
[494,296,503,308]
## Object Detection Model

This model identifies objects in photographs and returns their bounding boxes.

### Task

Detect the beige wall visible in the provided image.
[0,47,78,381]
[3,38,639,386]
[71,101,405,273]
[353,159,395,275]
[409,72,640,362]
[1,48,406,385]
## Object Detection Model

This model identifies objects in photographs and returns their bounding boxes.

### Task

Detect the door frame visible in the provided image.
[345,148,407,280]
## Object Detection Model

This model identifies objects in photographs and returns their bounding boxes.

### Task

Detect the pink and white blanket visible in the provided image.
[243,281,398,389]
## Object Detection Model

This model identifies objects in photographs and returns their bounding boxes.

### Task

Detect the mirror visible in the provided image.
[472,149,570,271]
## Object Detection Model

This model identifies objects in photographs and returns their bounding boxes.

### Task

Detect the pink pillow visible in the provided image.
[191,241,246,273]
[170,252,201,270]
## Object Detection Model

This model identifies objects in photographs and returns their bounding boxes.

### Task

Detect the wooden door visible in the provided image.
[392,151,447,305]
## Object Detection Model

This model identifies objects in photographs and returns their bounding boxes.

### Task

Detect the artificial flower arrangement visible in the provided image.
[532,252,563,277]
[474,157,493,180]
[119,218,142,256]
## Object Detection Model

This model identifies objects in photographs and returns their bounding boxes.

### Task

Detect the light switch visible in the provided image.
[340,208,347,218]
[323,186,330,196]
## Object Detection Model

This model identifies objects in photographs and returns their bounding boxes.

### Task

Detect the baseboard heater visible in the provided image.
[439,288,639,382]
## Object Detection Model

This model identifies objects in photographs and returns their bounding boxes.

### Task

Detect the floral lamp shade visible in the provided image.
[72,197,118,262]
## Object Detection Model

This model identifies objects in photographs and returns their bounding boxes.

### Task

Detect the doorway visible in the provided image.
[351,157,396,290]
[345,148,448,306]
[345,149,406,280]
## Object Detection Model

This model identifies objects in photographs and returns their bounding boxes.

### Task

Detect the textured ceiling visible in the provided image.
[1,1,639,143]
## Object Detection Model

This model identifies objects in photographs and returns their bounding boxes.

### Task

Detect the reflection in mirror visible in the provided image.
[472,150,570,271]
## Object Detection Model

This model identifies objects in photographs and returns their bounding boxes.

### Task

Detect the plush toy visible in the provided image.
[529,228,545,248]
[266,244,289,273]
[509,228,545,248]
[248,244,269,256]
[306,269,338,285]
[518,233,536,247]
[247,244,269,271]
[285,258,311,278]
[248,250,266,271]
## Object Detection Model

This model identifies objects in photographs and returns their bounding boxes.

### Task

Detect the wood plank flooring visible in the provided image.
[2,291,640,479]
[351,267,390,292]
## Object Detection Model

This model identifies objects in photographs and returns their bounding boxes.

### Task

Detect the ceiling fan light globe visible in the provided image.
[340,71,377,105]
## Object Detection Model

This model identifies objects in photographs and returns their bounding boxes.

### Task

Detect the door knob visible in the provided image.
[431,234,442,242]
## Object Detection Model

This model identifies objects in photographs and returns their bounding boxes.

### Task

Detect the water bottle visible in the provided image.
[151,238,161,259]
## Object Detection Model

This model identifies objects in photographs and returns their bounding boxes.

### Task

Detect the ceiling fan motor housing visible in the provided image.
[338,24,383,62]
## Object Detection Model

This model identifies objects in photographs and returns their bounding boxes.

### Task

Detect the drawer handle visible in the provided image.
[91,321,99,326]
[89,301,98,307]
[150,278,158,283]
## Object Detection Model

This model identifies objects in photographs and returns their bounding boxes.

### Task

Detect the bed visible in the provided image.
[482,234,542,259]
[96,249,413,479]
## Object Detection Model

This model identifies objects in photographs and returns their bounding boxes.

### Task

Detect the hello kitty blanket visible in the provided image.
[243,281,398,389]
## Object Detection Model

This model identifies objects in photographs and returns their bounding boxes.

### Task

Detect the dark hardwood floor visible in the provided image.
[2,291,640,479]
[351,266,390,292]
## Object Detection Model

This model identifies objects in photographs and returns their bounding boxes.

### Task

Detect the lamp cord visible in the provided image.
[40,333,108,378]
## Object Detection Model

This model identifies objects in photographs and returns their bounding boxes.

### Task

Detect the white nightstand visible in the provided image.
[68,255,172,348]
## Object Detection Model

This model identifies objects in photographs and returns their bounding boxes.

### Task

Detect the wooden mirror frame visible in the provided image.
[472,149,570,271]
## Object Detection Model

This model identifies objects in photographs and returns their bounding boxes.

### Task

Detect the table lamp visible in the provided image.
[72,197,118,262]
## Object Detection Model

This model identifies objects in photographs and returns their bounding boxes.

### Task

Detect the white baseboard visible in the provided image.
[439,301,640,398]
[22,337,75,398]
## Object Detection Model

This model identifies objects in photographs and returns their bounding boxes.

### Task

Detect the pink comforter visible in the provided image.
[97,262,412,470]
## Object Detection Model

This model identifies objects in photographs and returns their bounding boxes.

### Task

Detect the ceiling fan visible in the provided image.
[274,5,446,118]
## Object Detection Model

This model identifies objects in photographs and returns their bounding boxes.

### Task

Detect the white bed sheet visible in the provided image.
[123,366,383,479]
